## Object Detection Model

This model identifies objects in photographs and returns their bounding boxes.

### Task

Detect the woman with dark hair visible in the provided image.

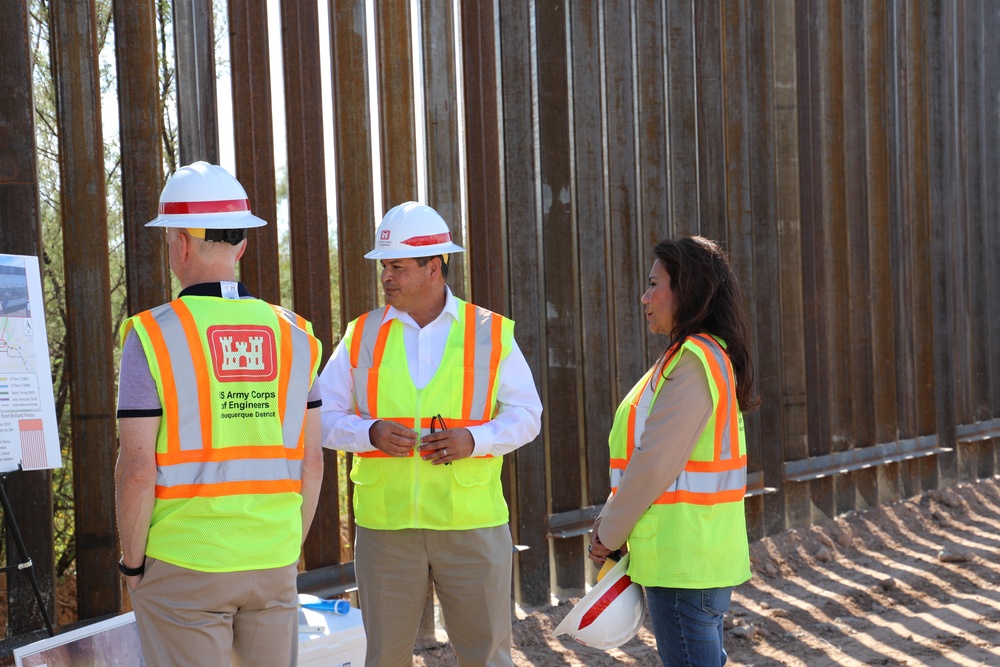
[589,236,758,666]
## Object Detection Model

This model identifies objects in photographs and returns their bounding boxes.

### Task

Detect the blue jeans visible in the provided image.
[645,586,733,667]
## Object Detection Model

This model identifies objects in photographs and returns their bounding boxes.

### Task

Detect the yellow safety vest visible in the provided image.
[121,296,321,572]
[608,334,751,588]
[346,300,513,530]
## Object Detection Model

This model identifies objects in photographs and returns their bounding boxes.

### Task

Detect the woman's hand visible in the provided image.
[588,518,614,566]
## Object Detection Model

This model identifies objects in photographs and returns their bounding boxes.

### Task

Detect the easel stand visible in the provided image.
[0,470,55,636]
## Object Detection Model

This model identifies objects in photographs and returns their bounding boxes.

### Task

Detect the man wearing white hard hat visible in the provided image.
[318,202,542,667]
[114,162,325,666]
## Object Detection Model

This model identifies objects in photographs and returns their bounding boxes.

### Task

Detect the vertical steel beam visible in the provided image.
[603,0,643,401]
[421,0,466,298]
[497,0,549,608]
[113,0,169,315]
[926,1,960,485]
[229,0,279,303]
[773,0,809,531]
[330,0,378,324]
[375,0,417,208]
[536,0,583,594]
[462,0,507,315]
[279,0,338,568]
[569,0,614,528]
[744,0,786,538]
[50,0,120,621]
[0,0,55,635]
[173,0,219,165]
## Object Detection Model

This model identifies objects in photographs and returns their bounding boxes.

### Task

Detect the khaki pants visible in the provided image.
[128,557,299,667]
[355,525,514,667]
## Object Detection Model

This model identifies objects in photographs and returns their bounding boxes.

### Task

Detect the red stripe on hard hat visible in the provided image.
[401,232,451,247]
[159,199,250,215]
[578,575,633,630]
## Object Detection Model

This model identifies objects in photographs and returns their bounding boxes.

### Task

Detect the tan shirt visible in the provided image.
[597,349,714,550]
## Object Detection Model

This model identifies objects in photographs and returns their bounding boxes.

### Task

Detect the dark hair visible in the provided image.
[415,254,449,279]
[654,236,759,411]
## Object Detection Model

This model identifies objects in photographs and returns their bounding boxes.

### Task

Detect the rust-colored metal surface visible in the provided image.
[228,0,280,303]
[497,0,549,609]
[329,0,378,323]
[772,0,809,530]
[536,0,584,594]
[926,1,960,484]
[375,0,417,209]
[842,0,879,511]
[462,0,506,316]
[865,1,902,503]
[569,0,613,512]
[635,0,670,367]
[279,0,339,569]
[743,0,785,539]
[50,0,120,622]
[666,0,700,238]
[603,0,644,404]
[421,0,466,298]
[113,0,170,315]
[172,0,219,165]
[695,0,727,244]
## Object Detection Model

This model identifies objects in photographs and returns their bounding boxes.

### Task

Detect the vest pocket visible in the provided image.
[350,460,384,486]
[450,458,494,487]
[629,511,658,539]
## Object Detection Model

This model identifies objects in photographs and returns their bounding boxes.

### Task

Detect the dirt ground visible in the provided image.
[3,476,999,665]
[414,476,1000,666]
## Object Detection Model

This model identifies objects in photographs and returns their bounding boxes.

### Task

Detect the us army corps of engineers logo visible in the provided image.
[207,325,277,382]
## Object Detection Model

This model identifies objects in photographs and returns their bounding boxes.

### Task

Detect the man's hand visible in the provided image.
[419,427,474,465]
[369,420,418,456]
[125,573,143,591]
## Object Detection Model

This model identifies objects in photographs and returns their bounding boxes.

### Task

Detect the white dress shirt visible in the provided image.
[318,287,542,458]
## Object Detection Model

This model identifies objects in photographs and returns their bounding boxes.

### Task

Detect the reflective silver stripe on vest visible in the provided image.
[150,304,204,452]
[666,466,746,495]
[467,306,498,420]
[273,306,312,448]
[157,458,303,487]
[690,334,735,461]
[610,467,623,489]
[352,304,501,422]
[351,307,388,417]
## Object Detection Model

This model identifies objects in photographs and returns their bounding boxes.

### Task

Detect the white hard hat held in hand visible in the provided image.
[553,551,646,650]
[365,202,466,260]
[146,161,267,230]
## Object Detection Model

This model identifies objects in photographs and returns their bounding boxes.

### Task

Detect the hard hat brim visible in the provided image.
[364,242,466,260]
[145,211,268,229]
[552,552,646,650]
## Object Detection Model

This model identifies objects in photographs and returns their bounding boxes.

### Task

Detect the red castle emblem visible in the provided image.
[207,325,277,381]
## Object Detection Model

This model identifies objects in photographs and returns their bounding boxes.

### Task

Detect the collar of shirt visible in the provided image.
[381,285,460,330]
[178,282,254,299]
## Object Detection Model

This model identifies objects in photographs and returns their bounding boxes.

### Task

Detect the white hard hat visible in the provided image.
[146,161,267,229]
[553,552,646,650]
[365,201,465,259]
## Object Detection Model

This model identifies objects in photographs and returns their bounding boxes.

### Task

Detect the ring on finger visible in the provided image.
[442,448,447,456]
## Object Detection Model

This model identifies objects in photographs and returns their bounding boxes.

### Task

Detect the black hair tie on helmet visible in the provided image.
[204,228,248,245]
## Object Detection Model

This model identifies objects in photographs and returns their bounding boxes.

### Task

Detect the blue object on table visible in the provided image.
[301,599,351,615]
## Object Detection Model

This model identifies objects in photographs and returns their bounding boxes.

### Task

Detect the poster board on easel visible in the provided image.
[0,254,61,472]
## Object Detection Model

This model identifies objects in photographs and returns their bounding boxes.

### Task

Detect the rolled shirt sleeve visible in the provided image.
[318,337,380,453]
[597,350,714,551]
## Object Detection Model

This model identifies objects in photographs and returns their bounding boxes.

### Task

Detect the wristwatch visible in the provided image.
[118,555,144,576]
